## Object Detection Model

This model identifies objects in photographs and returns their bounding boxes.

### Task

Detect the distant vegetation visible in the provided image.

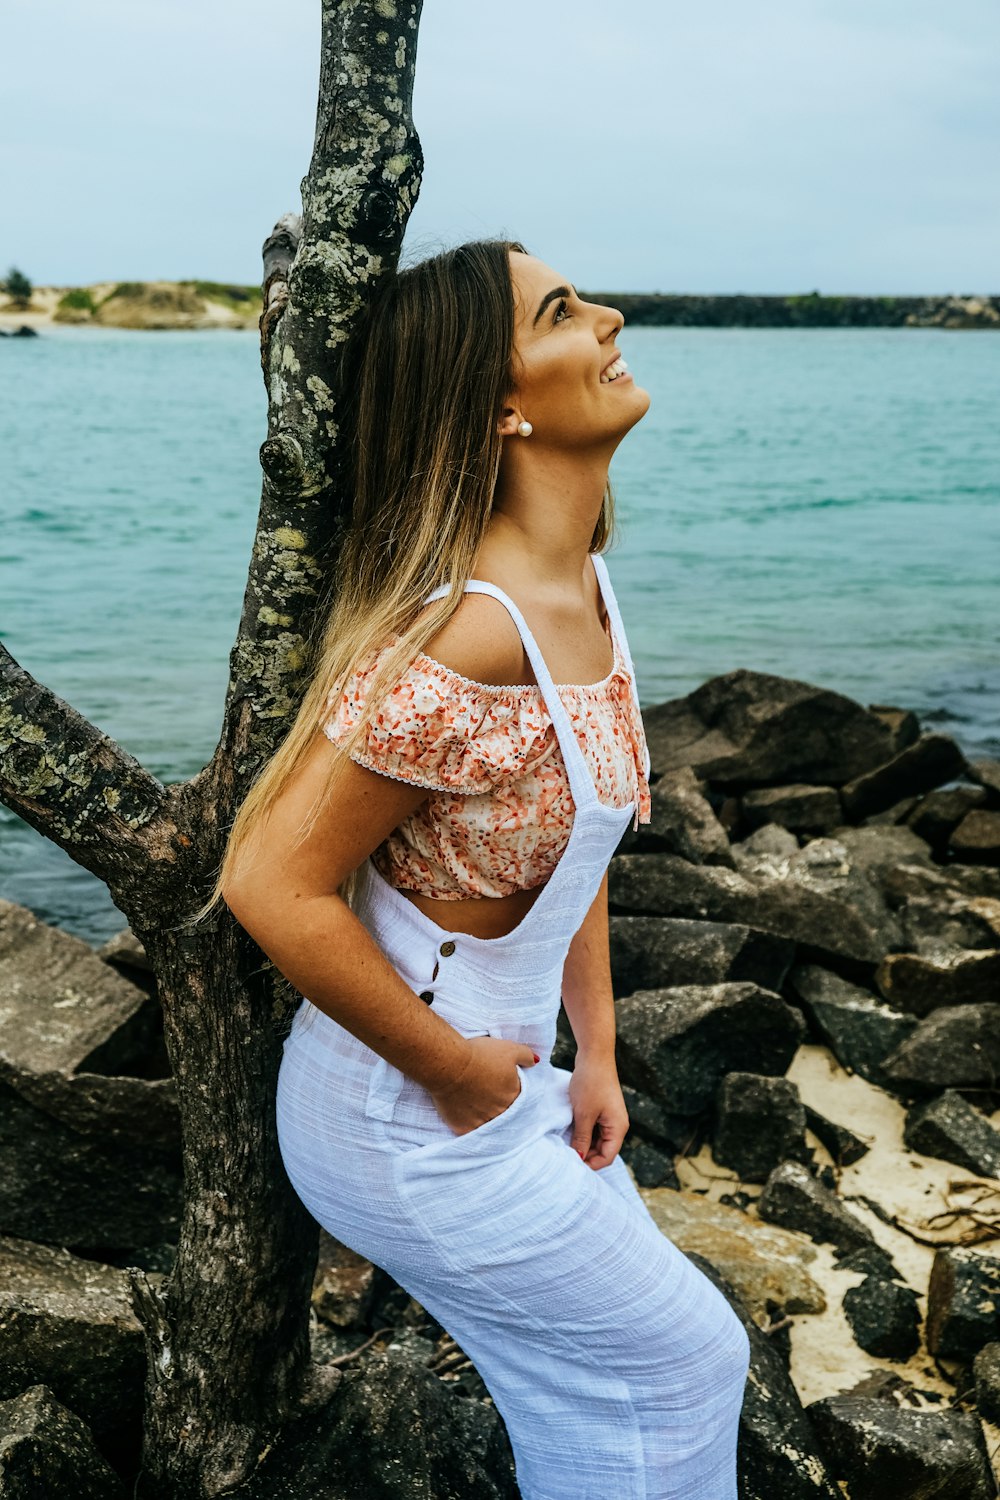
[56,287,97,314]
[180,280,260,312]
[2,266,32,306]
[582,290,999,329]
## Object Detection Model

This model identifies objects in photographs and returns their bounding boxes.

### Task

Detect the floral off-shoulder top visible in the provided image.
[320,606,652,900]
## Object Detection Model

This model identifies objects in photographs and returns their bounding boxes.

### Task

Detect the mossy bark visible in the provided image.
[0,2,425,1495]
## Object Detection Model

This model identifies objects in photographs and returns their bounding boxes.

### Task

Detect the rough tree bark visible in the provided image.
[0,2,424,1495]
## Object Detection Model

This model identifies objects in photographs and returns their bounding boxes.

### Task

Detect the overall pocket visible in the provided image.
[367,1017,531,1155]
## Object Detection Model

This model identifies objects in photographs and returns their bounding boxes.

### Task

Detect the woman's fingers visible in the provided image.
[575,1117,626,1170]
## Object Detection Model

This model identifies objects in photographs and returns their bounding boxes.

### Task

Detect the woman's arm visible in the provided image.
[223,736,475,1096]
[559,870,630,1169]
[560,869,616,1060]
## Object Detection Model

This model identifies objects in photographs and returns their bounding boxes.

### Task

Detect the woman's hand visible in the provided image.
[428,1035,540,1136]
[568,1051,629,1170]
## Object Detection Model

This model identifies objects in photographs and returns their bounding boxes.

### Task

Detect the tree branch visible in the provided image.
[0,642,176,906]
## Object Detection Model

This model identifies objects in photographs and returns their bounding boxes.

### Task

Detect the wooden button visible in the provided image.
[418,990,434,1004]
[439,940,456,957]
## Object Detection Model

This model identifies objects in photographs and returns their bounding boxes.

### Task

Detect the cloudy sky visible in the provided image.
[4,0,997,294]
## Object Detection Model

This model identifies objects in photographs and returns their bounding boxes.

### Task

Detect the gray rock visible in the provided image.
[880,1004,1000,1097]
[713,1073,811,1183]
[609,914,795,996]
[801,1104,870,1167]
[952,809,1000,864]
[968,759,1000,802]
[925,1246,1000,1362]
[806,1391,996,1500]
[642,669,897,789]
[757,1161,886,1260]
[608,851,890,964]
[933,863,1000,901]
[867,703,923,753]
[740,783,843,834]
[0,1384,126,1499]
[880,859,978,906]
[621,765,736,866]
[972,1341,1000,1425]
[875,946,1000,1016]
[95,926,154,980]
[787,964,917,1088]
[314,1232,378,1331]
[842,1275,921,1359]
[898,893,1000,954]
[732,822,801,859]
[0,898,160,1077]
[321,1347,518,1500]
[839,732,970,821]
[905,785,990,851]
[827,821,935,873]
[0,1076,182,1249]
[619,1137,678,1188]
[903,1090,1000,1179]
[739,833,905,946]
[833,1244,903,1282]
[0,900,180,1249]
[613,983,805,1115]
[863,794,921,825]
[881,942,1000,1014]
[230,1346,517,1500]
[619,1084,677,1148]
[0,1233,148,1468]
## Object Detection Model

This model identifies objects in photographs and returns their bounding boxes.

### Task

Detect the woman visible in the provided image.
[208,240,750,1499]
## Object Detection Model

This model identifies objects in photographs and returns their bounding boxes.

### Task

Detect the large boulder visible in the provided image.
[0,1385,126,1499]
[0,899,180,1251]
[806,1389,996,1500]
[609,852,891,964]
[0,1234,148,1476]
[613,983,805,1115]
[641,670,900,789]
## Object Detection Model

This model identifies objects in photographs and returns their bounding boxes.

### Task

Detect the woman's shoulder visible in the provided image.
[320,605,550,797]
[410,588,529,690]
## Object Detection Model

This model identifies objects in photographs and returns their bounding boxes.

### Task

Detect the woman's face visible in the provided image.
[503,251,650,449]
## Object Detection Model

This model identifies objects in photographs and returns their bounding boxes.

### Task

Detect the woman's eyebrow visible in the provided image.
[533,284,577,327]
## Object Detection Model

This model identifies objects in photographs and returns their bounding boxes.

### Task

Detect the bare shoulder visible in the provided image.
[412,590,528,688]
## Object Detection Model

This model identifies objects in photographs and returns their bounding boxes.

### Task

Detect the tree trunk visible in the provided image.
[0,2,425,1494]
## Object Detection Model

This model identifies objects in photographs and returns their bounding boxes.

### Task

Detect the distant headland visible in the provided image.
[2,280,998,332]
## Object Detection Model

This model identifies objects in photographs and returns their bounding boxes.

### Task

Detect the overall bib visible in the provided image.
[276,556,751,1500]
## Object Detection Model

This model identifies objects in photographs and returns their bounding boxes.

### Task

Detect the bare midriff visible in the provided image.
[398,880,548,939]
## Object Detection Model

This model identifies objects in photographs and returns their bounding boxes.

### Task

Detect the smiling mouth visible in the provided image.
[601,355,631,383]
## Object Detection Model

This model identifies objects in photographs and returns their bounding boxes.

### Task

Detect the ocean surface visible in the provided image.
[2,324,997,944]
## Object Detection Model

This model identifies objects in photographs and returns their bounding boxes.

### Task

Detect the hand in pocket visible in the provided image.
[429,1035,540,1135]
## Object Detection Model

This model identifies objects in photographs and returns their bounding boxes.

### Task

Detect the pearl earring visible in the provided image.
[517,420,533,437]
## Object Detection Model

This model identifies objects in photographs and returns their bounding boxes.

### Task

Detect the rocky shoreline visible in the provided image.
[2,284,998,334]
[1,666,999,1496]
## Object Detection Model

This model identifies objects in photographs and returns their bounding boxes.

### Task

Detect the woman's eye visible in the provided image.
[554,298,570,323]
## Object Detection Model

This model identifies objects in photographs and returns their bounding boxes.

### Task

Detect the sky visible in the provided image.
[2,0,998,295]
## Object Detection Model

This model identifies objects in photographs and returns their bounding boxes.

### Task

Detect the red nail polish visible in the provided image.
[532,1052,540,1062]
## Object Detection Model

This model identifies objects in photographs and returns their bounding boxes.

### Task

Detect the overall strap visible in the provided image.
[590,554,651,779]
[419,578,598,808]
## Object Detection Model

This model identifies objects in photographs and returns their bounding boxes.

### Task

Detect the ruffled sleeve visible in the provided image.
[320,641,556,796]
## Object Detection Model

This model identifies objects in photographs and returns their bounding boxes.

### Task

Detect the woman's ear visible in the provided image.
[497,403,523,438]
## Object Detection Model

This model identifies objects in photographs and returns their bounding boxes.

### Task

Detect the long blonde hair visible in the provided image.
[190,237,617,929]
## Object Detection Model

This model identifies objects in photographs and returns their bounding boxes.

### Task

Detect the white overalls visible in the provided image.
[276,555,751,1500]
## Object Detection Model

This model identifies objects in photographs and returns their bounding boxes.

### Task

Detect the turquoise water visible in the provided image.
[2,324,997,943]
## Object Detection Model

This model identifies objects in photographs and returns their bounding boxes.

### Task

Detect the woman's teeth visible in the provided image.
[601,357,629,383]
